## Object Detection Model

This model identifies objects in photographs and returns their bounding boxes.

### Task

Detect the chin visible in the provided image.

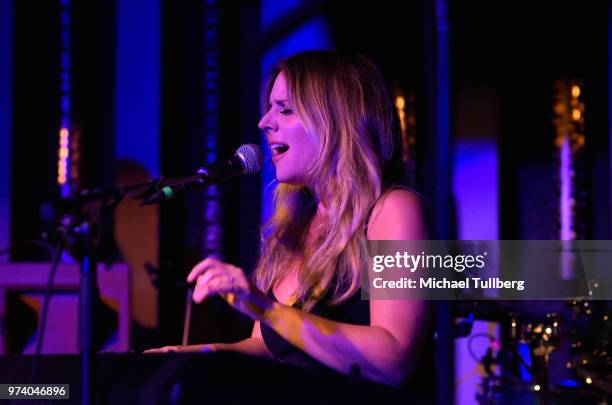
[275,177,299,186]
[273,165,310,186]
[275,173,306,186]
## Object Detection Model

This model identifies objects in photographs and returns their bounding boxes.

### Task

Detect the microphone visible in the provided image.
[142,144,262,205]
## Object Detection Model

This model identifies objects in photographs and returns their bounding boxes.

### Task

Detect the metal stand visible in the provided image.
[50,179,160,405]
[41,177,195,403]
[78,232,96,405]
[53,214,98,405]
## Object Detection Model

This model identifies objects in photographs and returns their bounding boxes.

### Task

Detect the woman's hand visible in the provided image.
[143,344,215,353]
[187,257,274,321]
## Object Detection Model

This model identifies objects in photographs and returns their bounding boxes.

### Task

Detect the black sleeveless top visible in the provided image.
[260,187,435,394]
[261,288,369,371]
[260,288,436,396]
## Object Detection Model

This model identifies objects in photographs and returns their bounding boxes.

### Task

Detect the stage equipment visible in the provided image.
[468,300,611,404]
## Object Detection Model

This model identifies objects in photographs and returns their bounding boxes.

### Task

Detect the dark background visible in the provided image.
[1,1,610,403]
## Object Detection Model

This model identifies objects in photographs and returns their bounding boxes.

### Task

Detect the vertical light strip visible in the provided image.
[0,0,14,258]
[115,0,160,177]
[453,139,500,404]
[559,133,572,241]
[554,81,573,282]
[554,81,584,242]
[395,92,417,183]
[395,94,409,172]
[202,0,222,256]
[57,0,71,197]
[114,0,161,331]
[554,80,585,280]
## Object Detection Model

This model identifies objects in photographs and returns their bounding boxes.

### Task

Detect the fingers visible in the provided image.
[194,268,227,291]
[193,273,239,303]
[144,344,217,354]
[193,270,224,303]
[143,346,177,354]
[187,257,221,283]
[185,258,272,321]
[188,257,248,304]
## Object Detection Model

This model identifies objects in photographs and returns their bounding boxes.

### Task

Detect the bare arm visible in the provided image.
[212,321,272,358]
[260,190,431,385]
[144,321,272,358]
[185,190,430,385]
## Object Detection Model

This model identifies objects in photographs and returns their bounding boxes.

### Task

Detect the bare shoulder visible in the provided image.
[367,189,428,240]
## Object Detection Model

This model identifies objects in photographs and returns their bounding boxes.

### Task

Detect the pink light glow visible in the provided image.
[560,134,572,241]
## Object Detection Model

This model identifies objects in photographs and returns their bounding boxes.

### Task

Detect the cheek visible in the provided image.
[305,138,319,162]
[284,117,319,162]
[295,128,318,158]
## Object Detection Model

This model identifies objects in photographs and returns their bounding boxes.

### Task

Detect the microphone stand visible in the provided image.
[50,178,164,405]
[49,174,212,403]
[68,218,96,405]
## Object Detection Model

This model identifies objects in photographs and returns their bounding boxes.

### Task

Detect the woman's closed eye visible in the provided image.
[280,108,293,115]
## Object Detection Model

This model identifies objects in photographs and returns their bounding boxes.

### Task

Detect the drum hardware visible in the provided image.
[475,302,611,404]
[462,299,610,403]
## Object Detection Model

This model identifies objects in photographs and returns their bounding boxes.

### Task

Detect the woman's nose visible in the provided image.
[258,110,276,132]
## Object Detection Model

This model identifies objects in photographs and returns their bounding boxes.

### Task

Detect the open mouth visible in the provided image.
[270,143,289,156]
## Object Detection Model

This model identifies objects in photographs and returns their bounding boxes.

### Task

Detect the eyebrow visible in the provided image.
[269,99,288,108]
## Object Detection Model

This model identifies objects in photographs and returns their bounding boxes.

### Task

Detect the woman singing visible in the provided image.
[147,51,432,389]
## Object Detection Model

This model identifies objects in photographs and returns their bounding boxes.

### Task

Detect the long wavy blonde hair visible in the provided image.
[254,51,406,310]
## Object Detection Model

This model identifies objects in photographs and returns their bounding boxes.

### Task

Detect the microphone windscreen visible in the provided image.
[236,144,263,174]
